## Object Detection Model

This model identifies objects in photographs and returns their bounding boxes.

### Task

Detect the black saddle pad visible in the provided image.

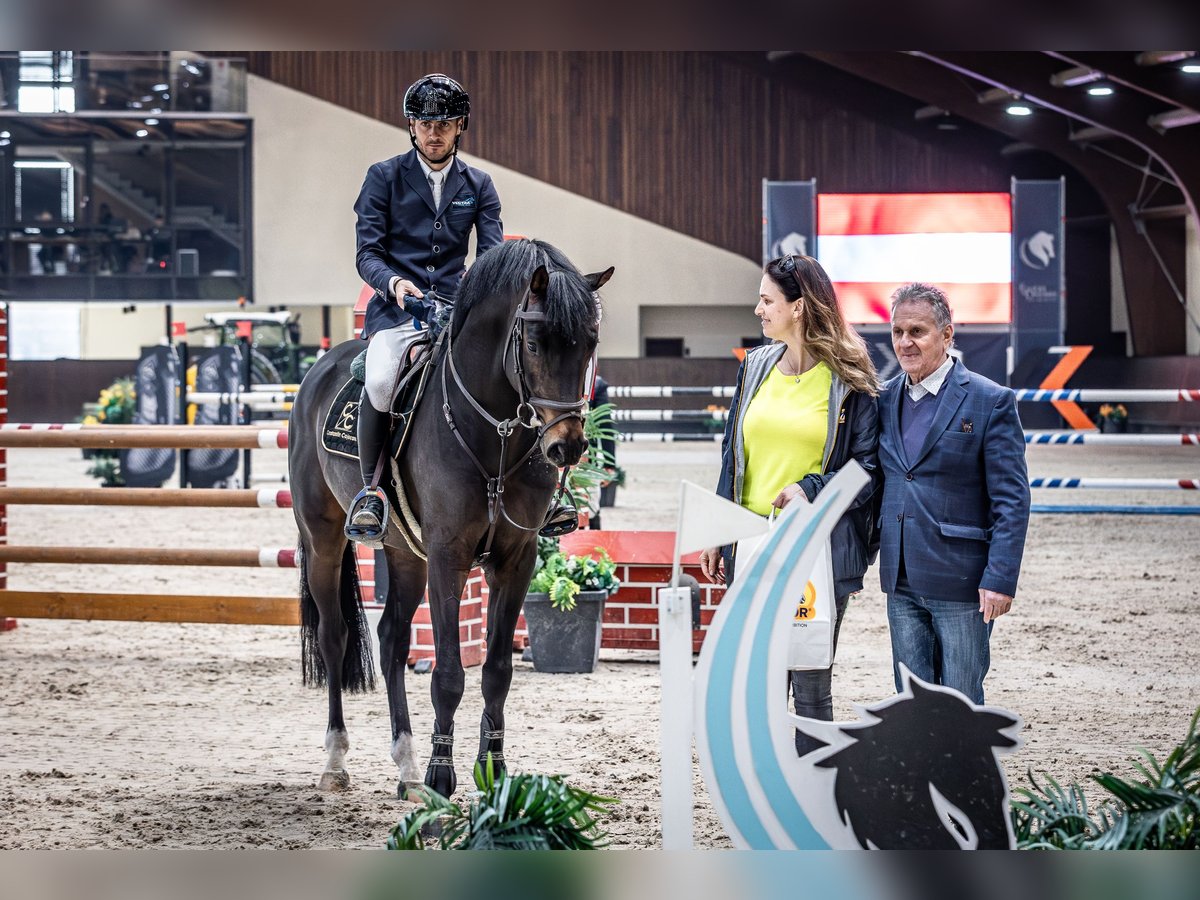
[321,377,362,460]
[320,352,433,463]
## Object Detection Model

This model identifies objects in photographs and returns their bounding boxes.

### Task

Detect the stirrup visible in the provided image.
[344,486,389,548]
[538,504,579,538]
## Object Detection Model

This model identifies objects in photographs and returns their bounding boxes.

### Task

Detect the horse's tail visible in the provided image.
[299,544,376,693]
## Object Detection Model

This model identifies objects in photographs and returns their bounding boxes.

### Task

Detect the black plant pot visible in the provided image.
[599,482,618,508]
[522,590,608,674]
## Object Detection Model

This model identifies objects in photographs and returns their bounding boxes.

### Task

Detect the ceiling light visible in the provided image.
[1006,104,1033,116]
[1087,85,1115,96]
[135,129,149,138]
[1182,64,1200,74]
[0,130,10,138]
[1051,66,1103,87]
[14,160,71,168]
[914,105,949,121]
[152,83,169,92]
[936,121,959,131]
[144,118,159,125]
[1148,107,1200,130]
[1136,50,1197,66]
[978,87,1019,105]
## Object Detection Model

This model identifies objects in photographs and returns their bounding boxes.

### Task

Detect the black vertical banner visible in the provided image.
[1011,178,1065,380]
[763,180,817,265]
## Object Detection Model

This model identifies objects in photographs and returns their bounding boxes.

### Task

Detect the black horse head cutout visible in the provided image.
[806,669,1021,849]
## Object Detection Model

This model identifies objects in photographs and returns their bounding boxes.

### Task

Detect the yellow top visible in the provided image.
[741,361,831,516]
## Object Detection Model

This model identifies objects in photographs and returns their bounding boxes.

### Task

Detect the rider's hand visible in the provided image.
[388,276,424,302]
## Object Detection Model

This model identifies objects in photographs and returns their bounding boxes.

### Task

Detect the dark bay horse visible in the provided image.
[289,238,612,798]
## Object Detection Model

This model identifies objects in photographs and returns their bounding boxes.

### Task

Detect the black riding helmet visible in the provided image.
[403,73,470,129]
[404,74,470,165]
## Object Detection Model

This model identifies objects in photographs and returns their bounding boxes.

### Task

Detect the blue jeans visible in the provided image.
[790,593,849,757]
[887,585,993,705]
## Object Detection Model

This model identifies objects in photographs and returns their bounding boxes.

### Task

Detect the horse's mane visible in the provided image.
[452,238,596,341]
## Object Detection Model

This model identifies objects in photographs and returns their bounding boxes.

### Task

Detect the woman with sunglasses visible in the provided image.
[699,254,880,757]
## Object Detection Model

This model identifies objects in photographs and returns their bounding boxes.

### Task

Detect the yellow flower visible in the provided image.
[82,414,98,425]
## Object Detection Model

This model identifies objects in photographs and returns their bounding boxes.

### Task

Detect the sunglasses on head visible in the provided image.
[778,254,804,296]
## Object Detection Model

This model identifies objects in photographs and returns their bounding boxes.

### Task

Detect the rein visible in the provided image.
[439,287,592,561]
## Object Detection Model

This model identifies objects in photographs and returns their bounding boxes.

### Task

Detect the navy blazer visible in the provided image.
[355,149,503,337]
[877,359,1030,603]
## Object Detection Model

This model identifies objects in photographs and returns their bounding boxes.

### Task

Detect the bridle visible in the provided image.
[439,284,598,561]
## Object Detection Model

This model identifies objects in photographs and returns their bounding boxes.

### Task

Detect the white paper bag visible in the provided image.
[734,508,835,671]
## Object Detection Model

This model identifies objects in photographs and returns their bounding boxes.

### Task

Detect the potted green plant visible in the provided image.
[1096,403,1129,434]
[81,377,136,486]
[564,402,619,522]
[387,756,616,849]
[523,542,620,674]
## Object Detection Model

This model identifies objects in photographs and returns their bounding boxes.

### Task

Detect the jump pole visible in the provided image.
[0,590,298,625]
[0,546,299,567]
[0,303,12,633]
[0,487,292,508]
[0,425,288,450]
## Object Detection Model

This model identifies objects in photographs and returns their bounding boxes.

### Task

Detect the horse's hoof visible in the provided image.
[398,781,425,802]
[420,817,445,841]
[318,770,351,791]
[425,767,456,798]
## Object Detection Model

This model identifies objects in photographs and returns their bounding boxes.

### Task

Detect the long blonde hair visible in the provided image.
[765,255,880,397]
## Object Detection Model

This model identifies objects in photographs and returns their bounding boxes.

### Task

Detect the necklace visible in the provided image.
[777,354,808,383]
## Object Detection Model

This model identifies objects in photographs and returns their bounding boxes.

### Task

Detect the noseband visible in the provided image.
[440,286,596,561]
[505,289,594,430]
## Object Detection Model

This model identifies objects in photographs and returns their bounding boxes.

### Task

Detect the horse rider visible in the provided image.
[346,73,579,545]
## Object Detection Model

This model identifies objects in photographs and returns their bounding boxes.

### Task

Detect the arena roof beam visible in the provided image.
[912,52,1200,223]
[797,51,1189,356]
[1041,52,1200,124]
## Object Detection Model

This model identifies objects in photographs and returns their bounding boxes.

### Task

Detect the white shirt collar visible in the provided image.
[906,354,955,401]
[417,156,451,183]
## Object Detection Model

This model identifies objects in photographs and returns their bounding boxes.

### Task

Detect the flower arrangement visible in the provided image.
[81,377,137,486]
[1098,403,1128,423]
[529,545,620,612]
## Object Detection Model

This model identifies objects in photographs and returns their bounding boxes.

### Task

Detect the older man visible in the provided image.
[877,283,1030,704]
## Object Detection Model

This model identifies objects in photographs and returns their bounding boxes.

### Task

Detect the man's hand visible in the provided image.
[978,589,1013,623]
[698,547,725,585]
[771,483,806,510]
[388,276,424,302]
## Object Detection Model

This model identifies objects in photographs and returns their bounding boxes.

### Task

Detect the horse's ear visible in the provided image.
[585,267,615,291]
[530,265,550,298]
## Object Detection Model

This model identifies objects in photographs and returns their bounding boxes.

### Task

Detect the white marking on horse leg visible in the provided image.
[391,733,422,783]
[318,727,351,791]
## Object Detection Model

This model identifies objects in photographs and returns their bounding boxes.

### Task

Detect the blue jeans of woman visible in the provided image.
[790,592,850,757]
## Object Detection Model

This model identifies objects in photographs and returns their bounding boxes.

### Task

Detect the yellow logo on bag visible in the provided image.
[794,581,817,621]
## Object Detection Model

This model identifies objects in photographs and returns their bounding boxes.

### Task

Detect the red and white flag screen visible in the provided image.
[817,192,1012,324]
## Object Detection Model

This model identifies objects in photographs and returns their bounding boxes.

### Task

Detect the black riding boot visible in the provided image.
[344,400,391,545]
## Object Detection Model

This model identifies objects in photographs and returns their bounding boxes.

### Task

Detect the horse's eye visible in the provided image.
[526,340,538,355]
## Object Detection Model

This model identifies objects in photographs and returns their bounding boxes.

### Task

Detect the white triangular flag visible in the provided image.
[675,480,770,556]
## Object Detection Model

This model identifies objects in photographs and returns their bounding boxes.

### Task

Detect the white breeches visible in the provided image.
[364,321,422,412]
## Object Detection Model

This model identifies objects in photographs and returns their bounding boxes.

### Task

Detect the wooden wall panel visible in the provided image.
[239,51,1014,261]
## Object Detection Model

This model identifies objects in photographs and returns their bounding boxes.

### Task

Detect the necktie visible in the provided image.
[428,170,444,209]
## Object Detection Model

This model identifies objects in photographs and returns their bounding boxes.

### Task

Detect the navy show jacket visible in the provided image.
[354,149,503,338]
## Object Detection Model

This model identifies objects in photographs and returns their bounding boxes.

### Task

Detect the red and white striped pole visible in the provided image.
[0,302,16,632]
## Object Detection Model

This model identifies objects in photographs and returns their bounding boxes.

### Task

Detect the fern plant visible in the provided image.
[564,402,619,514]
[1011,706,1200,849]
[387,756,617,850]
